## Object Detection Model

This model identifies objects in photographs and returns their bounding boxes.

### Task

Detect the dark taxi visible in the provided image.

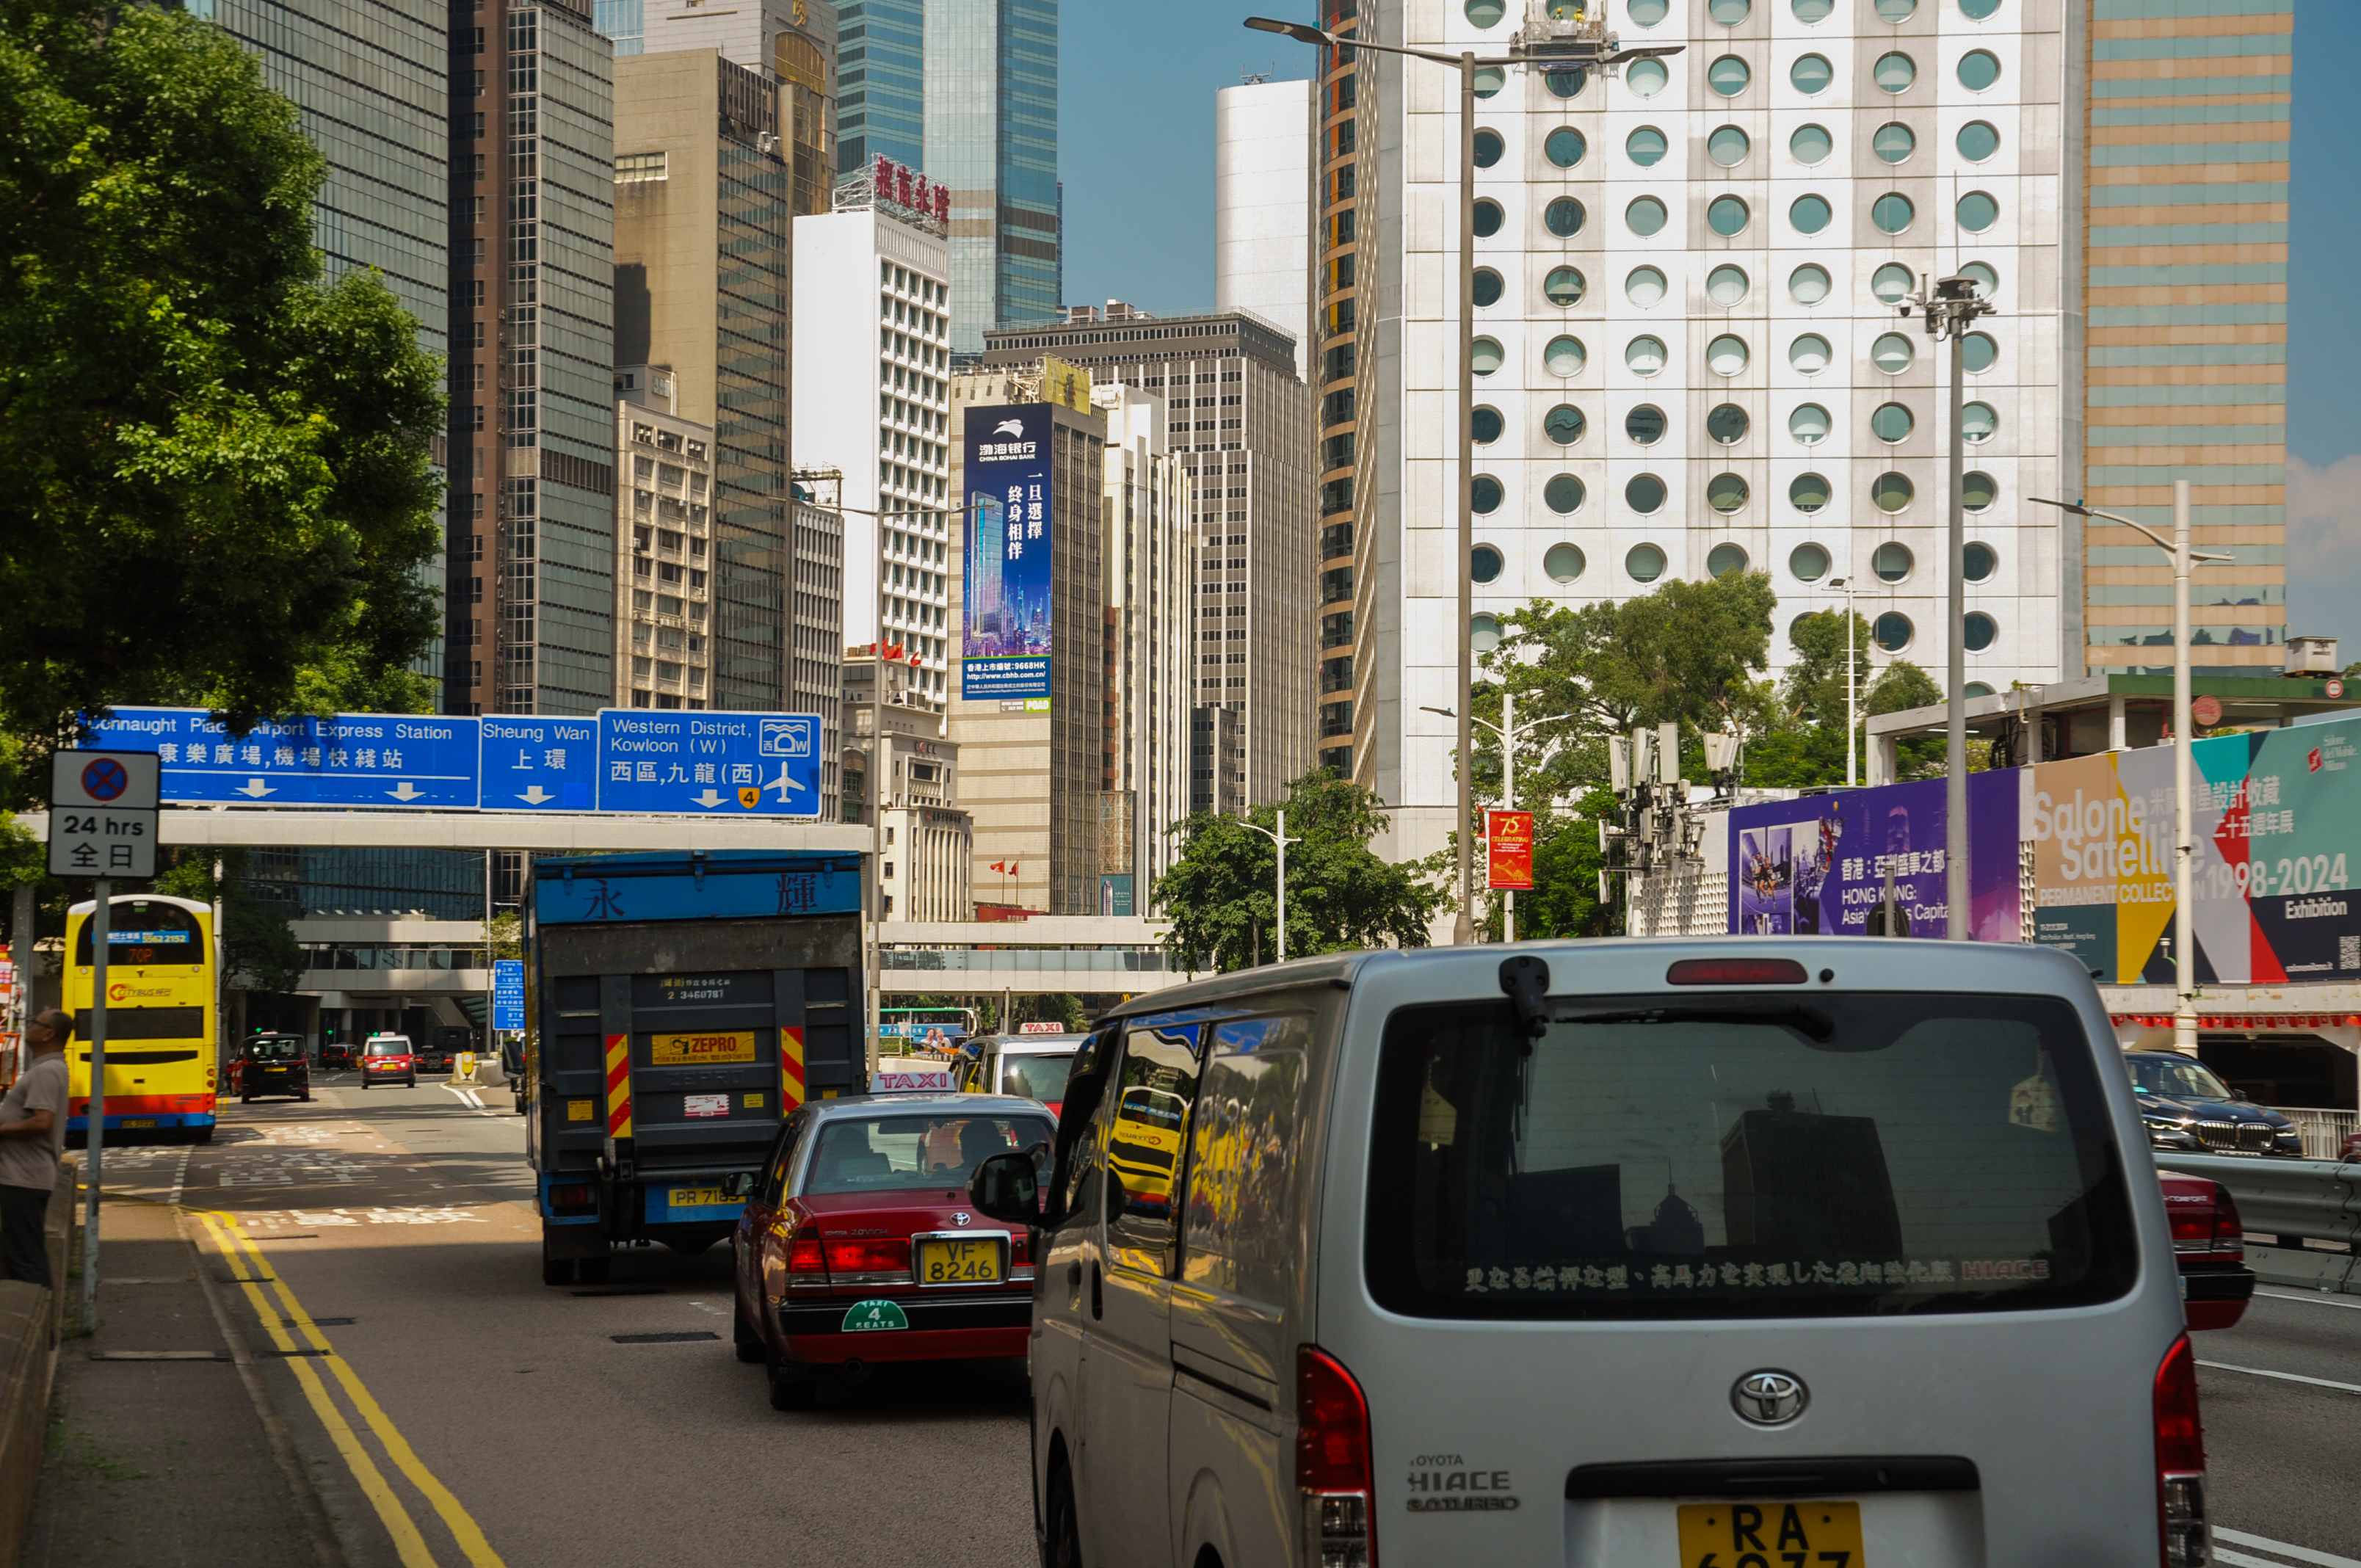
[234,1034,311,1102]
[360,1033,418,1089]
[730,1094,1051,1410]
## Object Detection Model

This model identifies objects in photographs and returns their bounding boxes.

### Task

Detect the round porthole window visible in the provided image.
[1708,542,1751,577]
[1545,542,1587,582]
[1958,49,2001,90]
[1707,335,1751,376]
[1874,51,1917,93]
[1708,196,1751,237]
[1626,57,1668,97]
[1473,336,1504,374]
[1791,53,1832,94]
[1790,195,1832,235]
[1961,402,1997,443]
[1470,614,1503,653]
[1464,0,1506,23]
[1791,123,1833,164]
[1544,404,1586,445]
[1473,405,1504,443]
[1874,611,1915,652]
[1708,264,1749,306]
[1707,475,1751,515]
[1789,472,1830,513]
[1544,266,1586,307]
[1961,0,2000,18]
[1957,120,2000,161]
[1626,126,1668,167]
[1707,404,1750,444]
[1626,335,1668,375]
[1789,333,1832,374]
[1473,199,1504,238]
[1470,544,1504,583]
[1871,263,1915,304]
[1626,196,1668,236]
[1625,404,1667,445]
[1543,67,1587,99]
[1473,65,1506,98]
[1708,55,1751,97]
[1962,470,1998,511]
[1875,0,1916,18]
[1961,261,1998,299]
[1473,129,1504,168]
[1957,191,1999,233]
[1962,332,1998,372]
[1964,542,1997,581]
[1872,192,1915,234]
[1966,681,1995,698]
[1472,476,1504,513]
[1626,541,1667,580]
[1871,402,1915,443]
[1793,0,1832,18]
[1544,335,1586,376]
[1709,0,1751,21]
[1871,332,1917,374]
[1546,126,1587,167]
[1790,542,1831,581]
[1625,266,1668,306]
[1873,122,1915,164]
[1626,0,1669,21]
[1473,269,1504,308]
[1789,403,1830,444]
[1544,473,1586,514]
[1789,264,1831,304]
[1871,473,1915,513]
[1545,197,1586,237]
[1708,126,1751,167]
[1874,540,1914,581]
[1626,478,1667,517]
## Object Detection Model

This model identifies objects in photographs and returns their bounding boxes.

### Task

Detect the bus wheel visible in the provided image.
[194,1127,213,1145]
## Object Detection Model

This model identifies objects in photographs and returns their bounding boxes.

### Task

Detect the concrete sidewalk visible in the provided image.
[23,1190,338,1568]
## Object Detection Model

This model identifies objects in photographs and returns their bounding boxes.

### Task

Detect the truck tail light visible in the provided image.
[822,1237,910,1275]
[1297,1346,1375,1568]
[2155,1334,2209,1567]
[545,1182,596,1216]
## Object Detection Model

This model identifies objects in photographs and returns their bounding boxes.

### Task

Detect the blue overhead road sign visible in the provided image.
[87,708,479,809]
[480,715,597,810]
[492,959,526,1032]
[597,711,823,818]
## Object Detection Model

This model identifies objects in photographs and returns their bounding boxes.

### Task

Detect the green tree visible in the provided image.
[150,849,302,992]
[1155,770,1442,973]
[1,0,445,741]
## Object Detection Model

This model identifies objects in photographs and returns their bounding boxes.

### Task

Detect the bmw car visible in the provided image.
[2126,1050,2304,1156]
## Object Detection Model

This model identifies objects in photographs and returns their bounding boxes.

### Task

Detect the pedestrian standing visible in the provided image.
[0,1008,72,1288]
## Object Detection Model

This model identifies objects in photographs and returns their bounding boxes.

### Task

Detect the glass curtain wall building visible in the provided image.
[839,0,924,170]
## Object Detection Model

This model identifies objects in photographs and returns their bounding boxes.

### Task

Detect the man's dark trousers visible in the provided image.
[0,1183,53,1288]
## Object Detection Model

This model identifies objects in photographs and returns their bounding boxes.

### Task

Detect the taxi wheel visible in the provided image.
[406,1076,416,1089]
[733,1300,765,1363]
[766,1349,815,1411]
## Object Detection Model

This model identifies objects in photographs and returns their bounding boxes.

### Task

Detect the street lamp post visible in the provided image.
[1238,810,1302,964]
[1247,14,1678,945]
[1901,274,1995,940]
[2031,482,2227,1054]
[1421,694,1571,941]
[1827,576,1860,788]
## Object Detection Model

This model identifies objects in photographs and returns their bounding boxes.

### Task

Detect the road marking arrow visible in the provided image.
[385,782,424,802]
[518,785,555,805]
[691,788,726,808]
[234,778,275,799]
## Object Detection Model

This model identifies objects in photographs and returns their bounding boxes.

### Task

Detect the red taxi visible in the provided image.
[2160,1169,2255,1331]
[359,1032,418,1090]
[730,1093,1051,1410]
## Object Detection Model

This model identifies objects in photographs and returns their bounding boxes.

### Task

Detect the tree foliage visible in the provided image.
[0,0,445,741]
[150,849,303,993]
[1155,771,1441,973]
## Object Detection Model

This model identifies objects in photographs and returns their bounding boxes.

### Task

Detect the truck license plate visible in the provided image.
[667,1187,726,1209]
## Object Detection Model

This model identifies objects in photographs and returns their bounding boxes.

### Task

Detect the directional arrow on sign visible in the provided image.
[386,782,424,802]
[234,778,275,799]
[518,785,555,805]
[691,788,726,809]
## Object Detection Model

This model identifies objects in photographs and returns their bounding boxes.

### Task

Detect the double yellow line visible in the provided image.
[193,1211,506,1568]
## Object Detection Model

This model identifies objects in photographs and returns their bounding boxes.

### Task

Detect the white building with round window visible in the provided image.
[1361,0,2060,860]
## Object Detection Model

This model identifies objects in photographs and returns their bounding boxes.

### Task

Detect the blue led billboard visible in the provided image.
[962,403,1053,702]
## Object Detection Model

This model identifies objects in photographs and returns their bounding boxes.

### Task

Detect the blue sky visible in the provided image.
[1059,0,2361,655]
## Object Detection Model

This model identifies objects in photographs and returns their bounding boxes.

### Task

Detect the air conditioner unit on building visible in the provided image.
[2285,634,2340,678]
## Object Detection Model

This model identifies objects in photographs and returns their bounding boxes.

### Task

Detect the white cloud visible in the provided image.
[2287,454,2361,658]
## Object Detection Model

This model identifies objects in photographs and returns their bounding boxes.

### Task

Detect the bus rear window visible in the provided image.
[75,901,203,967]
[1366,993,2136,1321]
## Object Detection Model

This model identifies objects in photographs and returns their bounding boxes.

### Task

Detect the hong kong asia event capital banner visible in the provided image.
[961,404,1053,702]
[1730,722,2361,985]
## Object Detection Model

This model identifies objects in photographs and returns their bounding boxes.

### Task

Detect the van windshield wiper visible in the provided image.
[1546,997,1837,1043]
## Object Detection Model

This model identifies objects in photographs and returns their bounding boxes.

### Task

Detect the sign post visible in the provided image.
[48,749,160,1330]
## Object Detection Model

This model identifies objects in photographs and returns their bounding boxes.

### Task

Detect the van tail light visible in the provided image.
[1297,1346,1375,1568]
[822,1236,911,1276]
[2155,1335,2210,1567]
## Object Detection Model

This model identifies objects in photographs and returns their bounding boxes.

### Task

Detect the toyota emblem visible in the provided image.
[953,1212,972,1227]
[1732,1370,1809,1426]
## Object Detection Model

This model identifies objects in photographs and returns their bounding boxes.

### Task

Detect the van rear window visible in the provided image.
[1366,993,2137,1320]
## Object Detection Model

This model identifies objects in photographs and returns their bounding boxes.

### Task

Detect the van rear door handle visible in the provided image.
[1067,1260,1082,1308]
[1089,1260,1103,1321]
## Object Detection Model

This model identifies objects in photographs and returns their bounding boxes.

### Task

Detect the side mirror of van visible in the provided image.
[968,1150,1039,1226]
[719,1172,757,1199]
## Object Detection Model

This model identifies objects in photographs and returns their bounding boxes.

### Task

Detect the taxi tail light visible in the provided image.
[822,1237,910,1274]
[1010,1233,1031,1267]
[2155,1334,2210,1567]
[2205,1183,2244,1259]
[787,1235,827,1277]
[1296,1345,1375,1568]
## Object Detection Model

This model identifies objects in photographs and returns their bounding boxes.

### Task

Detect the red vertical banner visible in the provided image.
[1487,810,1534,890]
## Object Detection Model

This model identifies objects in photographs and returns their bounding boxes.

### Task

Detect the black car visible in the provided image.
[238,1034,312,1103]
[2126,1050,2304,1156]
[319,1042,355,1070]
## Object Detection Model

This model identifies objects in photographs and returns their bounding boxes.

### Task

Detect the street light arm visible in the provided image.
[2027,497,2233,563]
[1242,17,1465,66]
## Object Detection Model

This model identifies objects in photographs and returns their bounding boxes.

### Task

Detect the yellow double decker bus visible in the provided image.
[64,894,219,1142]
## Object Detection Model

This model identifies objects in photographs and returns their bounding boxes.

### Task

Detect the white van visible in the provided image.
[967,939,2203,1568]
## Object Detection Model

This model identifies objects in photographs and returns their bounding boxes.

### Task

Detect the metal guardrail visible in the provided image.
[2280,1108,2359,1161]
[2156,1153,2361,1257]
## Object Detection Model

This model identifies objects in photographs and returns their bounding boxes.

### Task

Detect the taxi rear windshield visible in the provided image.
[365,1040,409,1056]
[998,1052,1076,1103]
[1366,993,2136,1321]
[805,1114,1053,1195]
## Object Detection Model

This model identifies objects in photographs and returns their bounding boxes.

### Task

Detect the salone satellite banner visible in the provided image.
[1728,721,2361,985]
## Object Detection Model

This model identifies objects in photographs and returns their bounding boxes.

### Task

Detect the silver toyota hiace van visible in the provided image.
[968,938,2204,1568]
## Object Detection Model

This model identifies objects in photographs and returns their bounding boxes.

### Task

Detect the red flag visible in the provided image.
[989,860,1007,874]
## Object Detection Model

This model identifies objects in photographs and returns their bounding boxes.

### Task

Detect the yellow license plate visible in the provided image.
[667,1187,725,1208]
[1678,1500,1863,1567]
[118,1119,156,1128]
[915,1237,1002,1285]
